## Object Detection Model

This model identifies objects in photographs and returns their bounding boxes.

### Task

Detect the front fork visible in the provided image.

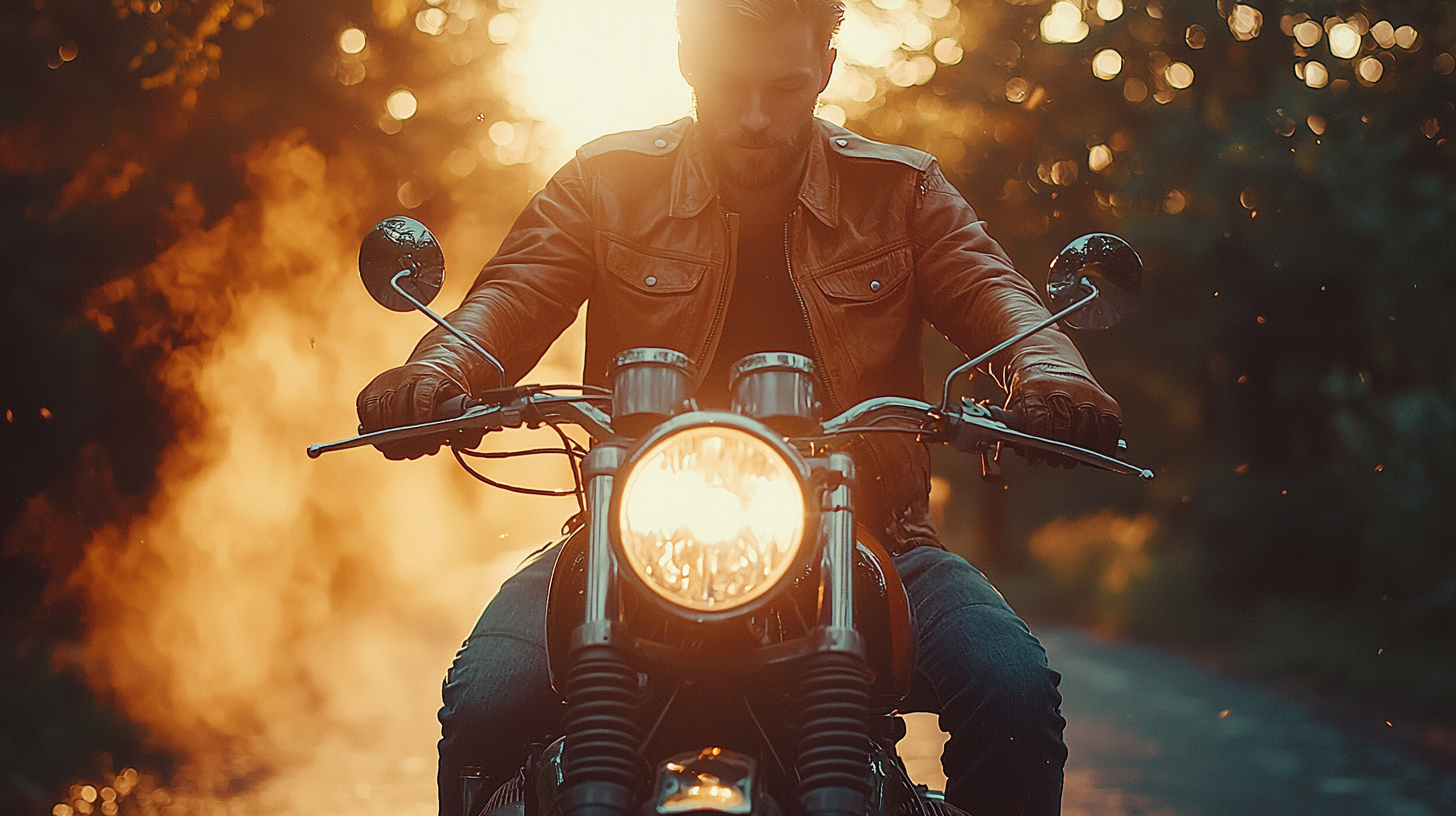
[795,452,875,816]
[552,449,873,816]
[556,444,640,816]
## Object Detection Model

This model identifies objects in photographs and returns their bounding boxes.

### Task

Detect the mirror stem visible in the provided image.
[938,281,1099,413]
[391,270,507,387]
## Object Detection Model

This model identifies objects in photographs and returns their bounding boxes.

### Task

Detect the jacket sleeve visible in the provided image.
[911,162,1095,391]
[405,155,597,395]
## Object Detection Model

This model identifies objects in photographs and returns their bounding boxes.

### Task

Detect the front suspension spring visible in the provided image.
[794,651,873,816]
[557,645,640,816]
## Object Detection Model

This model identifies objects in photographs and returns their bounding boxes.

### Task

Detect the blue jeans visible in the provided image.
[438,545,1067,816]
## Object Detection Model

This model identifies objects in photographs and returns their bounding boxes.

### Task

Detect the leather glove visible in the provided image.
[1005,364,1122,467]
[356,361,483,460]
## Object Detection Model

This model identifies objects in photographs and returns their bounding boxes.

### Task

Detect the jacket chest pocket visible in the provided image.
[810,245,913,302]
[601,237,712,294]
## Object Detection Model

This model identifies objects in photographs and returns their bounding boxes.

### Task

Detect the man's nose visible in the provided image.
[740,91,770,133]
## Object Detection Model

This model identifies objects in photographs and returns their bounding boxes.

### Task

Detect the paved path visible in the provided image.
[899,628,1456,816]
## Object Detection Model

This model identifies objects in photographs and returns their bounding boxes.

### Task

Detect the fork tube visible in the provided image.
[559,443,638,816]
[822,452,856,630]
[580,444,624,636]
[798,452,872,816]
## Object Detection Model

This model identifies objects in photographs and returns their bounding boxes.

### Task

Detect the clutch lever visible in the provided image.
[951,402,1154,481]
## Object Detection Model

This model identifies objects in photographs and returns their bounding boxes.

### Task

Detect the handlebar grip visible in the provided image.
[985,405,1026,432]
[434,394,480,421]
[985,404,1129,461]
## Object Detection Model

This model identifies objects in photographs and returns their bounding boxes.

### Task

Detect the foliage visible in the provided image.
[894,0,1456,714]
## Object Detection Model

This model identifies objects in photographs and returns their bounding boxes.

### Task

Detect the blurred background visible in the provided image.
[2,0,1453,814]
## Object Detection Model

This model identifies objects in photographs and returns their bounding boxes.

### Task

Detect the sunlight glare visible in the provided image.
[508,0,691,160]
[508,1,958,168]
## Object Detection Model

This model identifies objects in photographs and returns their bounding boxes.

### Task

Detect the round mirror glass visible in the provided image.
[359,216,445,312]
[1046,233,1143,330]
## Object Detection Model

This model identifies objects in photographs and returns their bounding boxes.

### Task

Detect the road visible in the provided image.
[898,628,1456,816]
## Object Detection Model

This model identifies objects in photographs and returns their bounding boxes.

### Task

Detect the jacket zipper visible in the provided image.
[697,210,737,374]
[784,210,841,413]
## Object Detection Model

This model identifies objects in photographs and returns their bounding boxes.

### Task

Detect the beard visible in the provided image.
[702,115,814,191]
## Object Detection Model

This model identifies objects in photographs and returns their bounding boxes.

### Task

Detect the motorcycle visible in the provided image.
[309,217,1151,816]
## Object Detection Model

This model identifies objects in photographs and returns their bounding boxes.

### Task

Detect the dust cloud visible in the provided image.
[71,134,582,815]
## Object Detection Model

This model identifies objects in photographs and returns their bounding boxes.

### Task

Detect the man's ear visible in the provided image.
[817,47,837,94]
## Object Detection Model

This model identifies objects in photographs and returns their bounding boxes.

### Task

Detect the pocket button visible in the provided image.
[870,279,881,292]
[645,275,657,287]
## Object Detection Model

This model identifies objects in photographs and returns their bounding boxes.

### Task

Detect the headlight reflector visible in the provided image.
[618,425,806,613]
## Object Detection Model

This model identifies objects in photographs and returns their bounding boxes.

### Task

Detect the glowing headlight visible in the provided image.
[617,425,806,613]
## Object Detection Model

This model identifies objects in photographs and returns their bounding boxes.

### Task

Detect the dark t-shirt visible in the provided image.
[696,210,815,409]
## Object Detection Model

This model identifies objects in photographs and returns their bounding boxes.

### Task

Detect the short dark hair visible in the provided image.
[677,0,846,53]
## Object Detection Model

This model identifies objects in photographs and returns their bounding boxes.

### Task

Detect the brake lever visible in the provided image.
[307,403,510,459]
[950,402,1154,481]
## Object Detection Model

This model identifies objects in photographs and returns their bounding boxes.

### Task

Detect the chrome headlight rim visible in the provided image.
[609,411,816,624]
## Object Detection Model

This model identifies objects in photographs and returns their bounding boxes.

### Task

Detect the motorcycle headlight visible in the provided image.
[617,423,807,614]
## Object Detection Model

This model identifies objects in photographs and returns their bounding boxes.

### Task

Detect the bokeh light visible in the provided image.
[933,37,963,65]
[1163,189,1187,214]
[1329,23,1361,59]
[1096,0,1123,23]
[1370,21,1396,49]
[1357,55,1384,83]
[1092,49,1123,80]
[386,89,418,120]
[1293,20,1321,48]
[1041,1,1089,44]
[1165,62,1194,89]
[338,27,366,55]
[417,6,448,36]
[1303,60,1329,88]
[1228,4,1262,41]
[1005,77,1030,103]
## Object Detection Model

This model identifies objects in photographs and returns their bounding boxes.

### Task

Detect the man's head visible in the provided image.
[677,0,844,190]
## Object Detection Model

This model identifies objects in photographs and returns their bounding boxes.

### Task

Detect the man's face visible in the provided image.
[680,16,835,190]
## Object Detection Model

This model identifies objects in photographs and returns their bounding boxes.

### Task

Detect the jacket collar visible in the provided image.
[669,118,839,228]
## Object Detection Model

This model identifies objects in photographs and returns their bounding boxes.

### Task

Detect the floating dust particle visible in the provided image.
[1219,709,1231,718]
[1235,463,1249,473]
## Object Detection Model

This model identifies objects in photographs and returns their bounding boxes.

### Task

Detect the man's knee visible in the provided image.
[441,633,560,750]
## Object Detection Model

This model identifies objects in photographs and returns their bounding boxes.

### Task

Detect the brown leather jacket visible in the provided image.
[409,117,1099,553]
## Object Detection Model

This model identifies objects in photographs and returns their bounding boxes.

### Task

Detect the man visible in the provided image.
[357,1,1122,814]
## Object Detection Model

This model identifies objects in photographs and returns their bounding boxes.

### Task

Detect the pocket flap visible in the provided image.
[812,246,912,302]
[603,238,710,294]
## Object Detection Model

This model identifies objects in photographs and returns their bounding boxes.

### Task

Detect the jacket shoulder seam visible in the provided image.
[824,125,936,172]
[575,119,691,162]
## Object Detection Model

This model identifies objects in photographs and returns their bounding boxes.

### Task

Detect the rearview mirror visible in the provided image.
[1046,233,1143,330]
[359,216,446,312]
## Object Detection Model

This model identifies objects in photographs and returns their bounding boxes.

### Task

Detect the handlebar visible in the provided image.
[435,393,479,421]
[308,388,1152,481]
